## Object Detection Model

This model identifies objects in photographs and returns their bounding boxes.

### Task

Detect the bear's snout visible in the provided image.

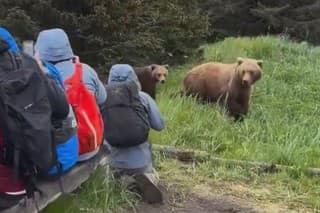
[242,73,253,87]
[242,79,250,86]
[158,75,166,83]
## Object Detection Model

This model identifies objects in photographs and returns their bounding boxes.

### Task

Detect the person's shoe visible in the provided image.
[134,173,163,204]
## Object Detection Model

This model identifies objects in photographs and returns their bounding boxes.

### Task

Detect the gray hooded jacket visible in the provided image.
[34,28,107,107]
[107,64,165,170]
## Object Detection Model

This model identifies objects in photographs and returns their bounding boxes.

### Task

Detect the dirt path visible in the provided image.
[131,193,260,213]
[122,183,265,213]
[121,158,312,213]
[122,183,306,213]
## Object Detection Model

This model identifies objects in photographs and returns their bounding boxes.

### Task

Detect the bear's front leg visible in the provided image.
[227,101,248,122]
[233,114,245,122]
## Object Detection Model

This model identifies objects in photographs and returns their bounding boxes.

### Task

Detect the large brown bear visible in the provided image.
[183,57,263,121]
[134,64,169,100]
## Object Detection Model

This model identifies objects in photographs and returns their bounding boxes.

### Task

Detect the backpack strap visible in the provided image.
[6,51,21,70]
[63,56,83,86]
[73,57,83,82]
[0,38,9,53]
[127,82,135,105]
[73,56,80,64]
[13,53,23,69]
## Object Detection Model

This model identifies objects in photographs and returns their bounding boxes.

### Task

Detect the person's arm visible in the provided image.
[140,92,165,131]
[95,75,107,106]
[82,64,107,106]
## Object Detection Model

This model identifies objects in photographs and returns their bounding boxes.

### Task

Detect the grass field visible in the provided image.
[45,36,320,212]
[154,36,320,169]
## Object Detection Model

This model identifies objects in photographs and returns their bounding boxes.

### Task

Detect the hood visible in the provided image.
[0,27,20,53]
[35,28,74,62]
[108,64,141,90]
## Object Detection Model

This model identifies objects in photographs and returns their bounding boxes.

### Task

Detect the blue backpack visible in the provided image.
[42,61,79,176]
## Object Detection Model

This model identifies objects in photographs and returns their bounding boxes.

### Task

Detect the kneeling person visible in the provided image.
[104,64,165,204]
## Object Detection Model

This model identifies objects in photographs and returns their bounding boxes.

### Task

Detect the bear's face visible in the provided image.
[151,64,169,84]
[236,57,263,87]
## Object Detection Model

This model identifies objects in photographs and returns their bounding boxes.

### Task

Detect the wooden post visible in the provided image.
[152,144,320,177]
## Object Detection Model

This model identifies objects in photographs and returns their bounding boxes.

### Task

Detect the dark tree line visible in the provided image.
[1,0,320,74]
[0,0,209,73]
[202,0,320,45]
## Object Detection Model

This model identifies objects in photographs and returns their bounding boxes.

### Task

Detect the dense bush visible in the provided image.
[0,0,209,73]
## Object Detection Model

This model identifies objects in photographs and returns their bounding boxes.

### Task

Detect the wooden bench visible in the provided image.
[2,146,109,213]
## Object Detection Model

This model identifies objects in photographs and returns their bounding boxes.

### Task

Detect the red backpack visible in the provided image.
[64,57,104,159]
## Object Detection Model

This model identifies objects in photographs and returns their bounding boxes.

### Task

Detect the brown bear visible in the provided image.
[134,64,169,100]
[183,57,263,121]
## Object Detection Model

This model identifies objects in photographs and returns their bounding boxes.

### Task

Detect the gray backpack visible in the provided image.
[103,81,150,148]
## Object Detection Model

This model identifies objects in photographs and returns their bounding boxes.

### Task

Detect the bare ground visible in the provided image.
[127,185,260,213]
[121,181,293,213]
[121,159,313,213]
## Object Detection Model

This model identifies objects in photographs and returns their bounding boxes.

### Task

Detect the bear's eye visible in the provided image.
[249,70,256,76]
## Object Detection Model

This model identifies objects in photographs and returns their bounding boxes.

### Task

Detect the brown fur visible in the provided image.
[134,64,169,99]
[183,57,263,121]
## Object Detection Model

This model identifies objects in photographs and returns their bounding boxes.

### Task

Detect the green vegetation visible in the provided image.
[46,36,320,212]
[154,36,320,169]
[151,36,320,210]
[44,167,137,213]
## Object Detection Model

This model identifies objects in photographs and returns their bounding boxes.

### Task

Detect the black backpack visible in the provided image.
[0,38,56,197]
[104,81,150,148]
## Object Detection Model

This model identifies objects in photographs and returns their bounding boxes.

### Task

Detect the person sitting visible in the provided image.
[0,27,27,210]
[35,59,79,177]
[0,27,70,209]
[34,28,106,161]
[34,28,106,108]
[103,64,165,204]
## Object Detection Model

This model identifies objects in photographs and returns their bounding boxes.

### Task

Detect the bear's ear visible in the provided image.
[163,64,169,69]
[150,64,157,71]
[256,60,263,68]
[237,57,245,65]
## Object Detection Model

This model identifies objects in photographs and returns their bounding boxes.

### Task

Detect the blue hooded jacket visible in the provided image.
[0,27,20,53]
[107,64,165,171]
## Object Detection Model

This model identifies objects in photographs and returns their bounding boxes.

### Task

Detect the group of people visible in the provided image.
[0,27,165,210]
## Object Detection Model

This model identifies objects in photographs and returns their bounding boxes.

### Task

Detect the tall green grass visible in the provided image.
[44,167,137,213]
[150,36,320,209]
[152,36,320,168]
